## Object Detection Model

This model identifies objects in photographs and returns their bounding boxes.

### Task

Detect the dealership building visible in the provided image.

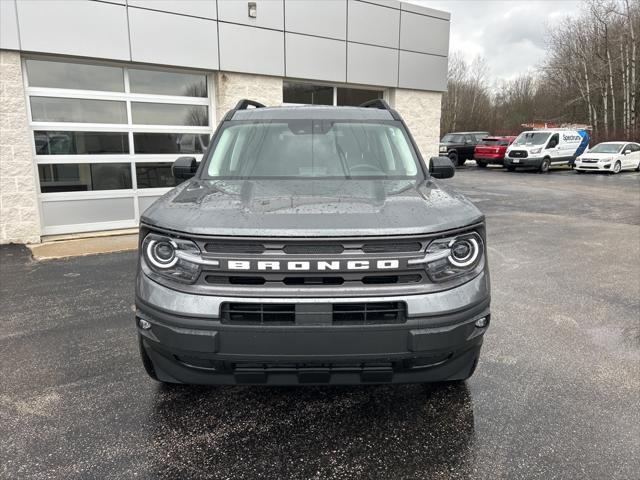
[0,0,450,244]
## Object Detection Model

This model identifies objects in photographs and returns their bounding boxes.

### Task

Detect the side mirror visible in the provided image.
[429,156,455,179]
[172,156,198,180]
[624,149,632,155]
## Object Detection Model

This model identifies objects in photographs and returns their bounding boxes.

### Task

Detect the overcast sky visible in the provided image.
[418,0,583,84]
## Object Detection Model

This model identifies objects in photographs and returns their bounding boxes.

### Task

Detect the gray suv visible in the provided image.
[136,99,490,385]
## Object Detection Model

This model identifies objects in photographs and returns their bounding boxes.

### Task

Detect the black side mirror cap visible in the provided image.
[172,156,198,180]
[429,156,455,179]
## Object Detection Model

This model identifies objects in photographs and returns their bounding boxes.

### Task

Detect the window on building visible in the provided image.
[26,58,213,234]
[135,163,180,188]
[283,82,333,105]
[133,133,209,154]
[283,82,384,107]
[131,103,208,126]
[34,131,129,155]
[30,97,128,124]
[336,87,383,106]
[37,163,132,192]
[26,59,124,92]
[128,69,207,97]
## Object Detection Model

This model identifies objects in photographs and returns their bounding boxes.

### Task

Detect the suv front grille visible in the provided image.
[192,235,434,293]
[361,242,422,253]
[203,239,424,256]
[220,302,407,325]
[283,244,344,254]
[204,242,265,254]
[205,272,424,286]
[222,303,296,325]
[332,302,407,325]
[509,150,528,158]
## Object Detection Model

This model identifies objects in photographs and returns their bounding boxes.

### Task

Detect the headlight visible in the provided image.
[439,146,447,152]
[142,233,202,283]
[531,147,542,154]
[410,232,484,282]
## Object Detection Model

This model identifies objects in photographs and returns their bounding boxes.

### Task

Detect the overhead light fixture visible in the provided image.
[248,2,257,18]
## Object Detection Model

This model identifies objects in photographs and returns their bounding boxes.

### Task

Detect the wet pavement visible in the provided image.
[1,167,639,479]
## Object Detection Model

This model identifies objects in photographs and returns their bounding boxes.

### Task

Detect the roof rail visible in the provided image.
[358,98,399,120]
[359,98,391,110]
[223,99,266,121]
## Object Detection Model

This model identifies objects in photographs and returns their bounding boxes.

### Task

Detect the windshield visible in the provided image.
[513,132,551,146]
[480,138,509,146]
[203,120,422,179]
[588,143,624,154]
[441,134,465,143]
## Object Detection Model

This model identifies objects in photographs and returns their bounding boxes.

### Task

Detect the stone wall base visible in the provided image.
[1,50,41,244]
[214,71,283,123]
[390,89,442,162]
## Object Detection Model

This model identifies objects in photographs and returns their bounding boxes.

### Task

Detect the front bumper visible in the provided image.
[574,162,611,171]
[136,271,490,385]
[504,156,543,168]
[474,154,504,163]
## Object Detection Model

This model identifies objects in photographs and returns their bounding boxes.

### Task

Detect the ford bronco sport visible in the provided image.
[136,99,490,385]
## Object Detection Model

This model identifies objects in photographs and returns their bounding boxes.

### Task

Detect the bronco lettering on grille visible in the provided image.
[226,259,401,271]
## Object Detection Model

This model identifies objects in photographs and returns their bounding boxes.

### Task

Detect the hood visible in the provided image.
[581,153,616,160]
[141,179,484,237]
[508,144,542,151]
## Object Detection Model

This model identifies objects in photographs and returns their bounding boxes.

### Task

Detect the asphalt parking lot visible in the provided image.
[1,166,639,480]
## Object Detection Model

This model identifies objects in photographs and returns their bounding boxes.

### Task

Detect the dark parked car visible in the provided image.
[474,136,516,167]
[135,99,491,386]
[439,131,490,166]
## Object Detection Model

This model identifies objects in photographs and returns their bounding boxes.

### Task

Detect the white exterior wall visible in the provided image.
[0,50,41,244]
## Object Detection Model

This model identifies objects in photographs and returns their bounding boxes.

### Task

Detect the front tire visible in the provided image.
[506,165,516,172]
[612,161,622,174]
[448,151,463,167]
[539,157,551,173]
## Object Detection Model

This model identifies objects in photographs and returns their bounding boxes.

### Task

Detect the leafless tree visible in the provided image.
[440,0,640,142]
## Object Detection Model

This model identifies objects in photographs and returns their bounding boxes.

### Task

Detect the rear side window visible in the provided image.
[441,134,465,143]
[547,134,560,148]
[205,120,421,179]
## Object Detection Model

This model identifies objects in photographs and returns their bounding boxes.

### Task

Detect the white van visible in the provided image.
[504,129,590,173]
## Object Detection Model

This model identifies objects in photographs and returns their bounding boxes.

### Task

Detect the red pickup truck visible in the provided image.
[474,136,516,167]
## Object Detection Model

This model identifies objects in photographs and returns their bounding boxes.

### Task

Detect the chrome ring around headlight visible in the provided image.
[145,239,179,269]
[448,237,479,267]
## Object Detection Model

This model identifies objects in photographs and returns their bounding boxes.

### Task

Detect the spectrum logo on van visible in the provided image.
[562,134,581,142]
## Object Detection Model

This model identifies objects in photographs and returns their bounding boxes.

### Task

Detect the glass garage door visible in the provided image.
[24,57,214,236]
